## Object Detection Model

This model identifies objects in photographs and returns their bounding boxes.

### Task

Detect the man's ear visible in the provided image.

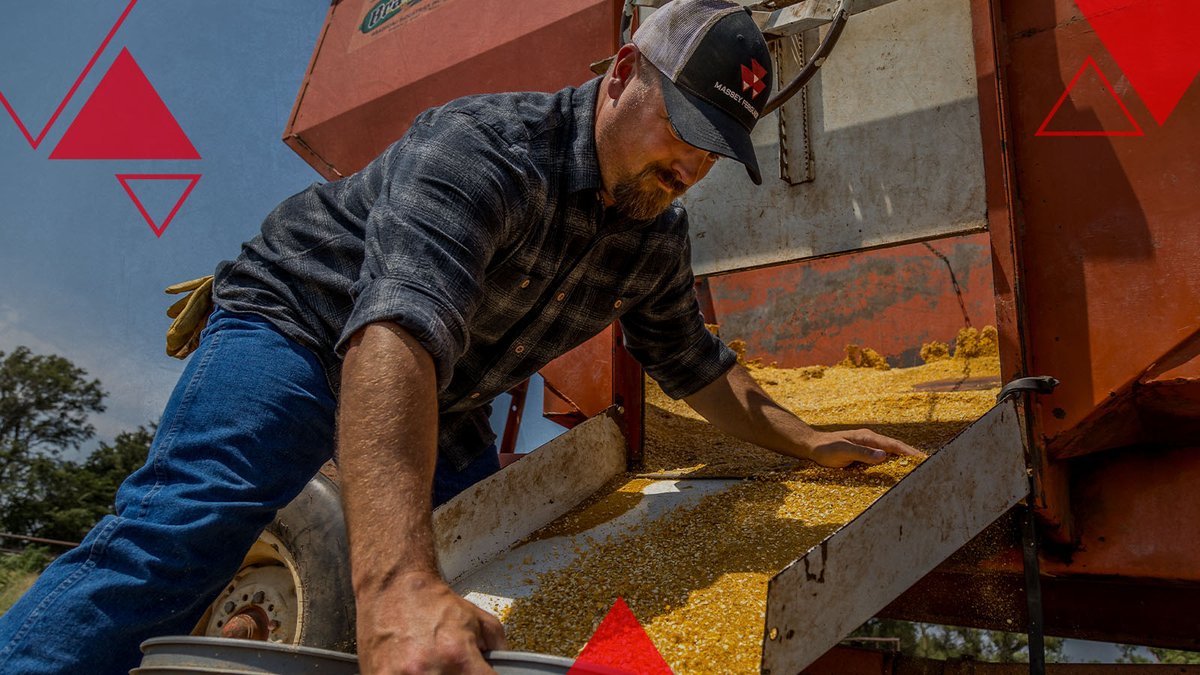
[604,43,642,102]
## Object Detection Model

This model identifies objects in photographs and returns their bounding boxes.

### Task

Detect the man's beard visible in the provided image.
[611,163,687,221]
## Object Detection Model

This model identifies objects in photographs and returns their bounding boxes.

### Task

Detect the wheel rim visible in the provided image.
[198,531,305,644]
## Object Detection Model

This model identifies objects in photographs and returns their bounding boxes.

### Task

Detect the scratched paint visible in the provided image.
[706,232,995,368]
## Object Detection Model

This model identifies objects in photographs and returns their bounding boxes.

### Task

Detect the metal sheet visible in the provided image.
[761,400,1028,675]
[683,0,987,276]
[433,411,627,583]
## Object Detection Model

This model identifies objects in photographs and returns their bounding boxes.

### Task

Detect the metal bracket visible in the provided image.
[992,373,1057,675]
[997,375,1060,404]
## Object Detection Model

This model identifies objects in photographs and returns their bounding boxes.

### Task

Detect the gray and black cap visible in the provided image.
[633,0,773,185]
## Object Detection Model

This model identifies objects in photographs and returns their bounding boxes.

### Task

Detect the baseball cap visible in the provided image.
[633,0,773,185]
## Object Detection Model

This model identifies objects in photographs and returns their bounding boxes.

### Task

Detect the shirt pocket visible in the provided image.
[568,286,644,337]
[473,265,551,344]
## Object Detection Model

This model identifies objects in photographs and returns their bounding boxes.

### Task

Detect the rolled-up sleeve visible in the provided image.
[334,111,527,387]
[619,219,737,399]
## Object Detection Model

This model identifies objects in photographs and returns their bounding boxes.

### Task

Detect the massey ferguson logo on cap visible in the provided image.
[741,58,767,99]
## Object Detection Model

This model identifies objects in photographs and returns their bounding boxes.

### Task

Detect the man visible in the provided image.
[0,1,919,673]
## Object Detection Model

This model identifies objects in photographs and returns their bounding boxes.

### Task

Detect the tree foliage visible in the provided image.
[0,346,152,543]
[852,618,1065,663]
[1117,643,1200,664]
[0,346,106,509]
[1,427,153,542]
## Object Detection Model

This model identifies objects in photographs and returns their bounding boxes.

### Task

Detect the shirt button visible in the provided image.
[555,292,566,301]
[469,392,481,399]
[514,344,525,354]
[519,279,530,288]
[613,299,623,309]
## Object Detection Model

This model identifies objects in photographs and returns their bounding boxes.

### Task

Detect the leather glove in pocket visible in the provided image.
[165,275,214,359]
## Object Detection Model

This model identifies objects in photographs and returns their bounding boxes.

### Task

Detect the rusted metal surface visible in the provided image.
[802,645,897,675]
[682,0,987,276]
[540,327,614,428]
[432,411,626,583]
[284,0,620,179]
[804,644,1200,675]
[996,0,1200,453]
[219,607,270,642]
[1055,444,1200,583]
[612,323,645,465]
[882,565,1200,652]
[498,379,529,460]
[977,0,1200,561]
[706,233,995,368]
[761,400,1029,675]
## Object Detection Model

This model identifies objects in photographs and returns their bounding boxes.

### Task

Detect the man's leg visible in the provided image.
[0,308,337,674]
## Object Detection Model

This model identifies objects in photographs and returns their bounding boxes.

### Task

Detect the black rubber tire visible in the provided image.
[269,472,356,652]
[196,472,356,652]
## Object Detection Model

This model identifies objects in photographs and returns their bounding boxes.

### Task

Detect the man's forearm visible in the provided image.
[338,321,441,593]
[683,364,819,460]
[684,364,923,467]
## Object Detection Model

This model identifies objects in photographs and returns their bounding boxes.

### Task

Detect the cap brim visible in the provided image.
[658,69,762,185]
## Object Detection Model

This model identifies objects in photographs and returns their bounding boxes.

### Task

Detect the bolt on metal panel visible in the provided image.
[759,399,1029,674]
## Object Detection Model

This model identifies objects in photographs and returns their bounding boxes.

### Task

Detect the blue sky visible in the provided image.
[0,1,342,454]
[0,0,563,459]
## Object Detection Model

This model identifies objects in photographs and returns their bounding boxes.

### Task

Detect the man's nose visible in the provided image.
[673,147,717,187]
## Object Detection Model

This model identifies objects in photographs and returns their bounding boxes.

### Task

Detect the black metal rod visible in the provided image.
[1021,504,1046,675]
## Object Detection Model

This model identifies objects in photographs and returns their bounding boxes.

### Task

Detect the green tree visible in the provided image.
[853,618,1065,663]
[1117,644,1200,664]
[1,426,153,542]
[0,346,106,513]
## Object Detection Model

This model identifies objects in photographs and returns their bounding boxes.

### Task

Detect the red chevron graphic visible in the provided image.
[0,0,138,150]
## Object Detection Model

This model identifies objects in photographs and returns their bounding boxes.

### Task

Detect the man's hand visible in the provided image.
[801,428,923,468]
[356,570,506,675]
[684,364,925,467]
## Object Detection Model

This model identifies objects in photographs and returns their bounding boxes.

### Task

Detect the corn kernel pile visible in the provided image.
[503,334,1001,673]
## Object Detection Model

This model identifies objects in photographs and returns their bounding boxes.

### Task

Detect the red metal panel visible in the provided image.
[285,0,621,178]
[1056,445,1200,582]
[705,233,996,368]
[540,327,614,428]
[998,0,1200,453]
[612,323,644,465]
[802,646,894,675]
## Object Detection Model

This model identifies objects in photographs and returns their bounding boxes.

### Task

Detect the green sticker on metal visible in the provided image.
[360,0,423,33]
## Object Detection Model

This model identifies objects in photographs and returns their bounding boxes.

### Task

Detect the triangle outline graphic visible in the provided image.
[116,173,201,237]
[0,0,138,150]
[51,47,200,160]
[1036,56,1145,137]
[568,598,674,675]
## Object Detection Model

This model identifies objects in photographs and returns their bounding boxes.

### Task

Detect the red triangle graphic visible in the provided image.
[1076,0,1200,126]
[50,48,200,159]
[568,598,673,675]
[1036,56,1144,137]
[0,0,137,150]
[116,173,201,237]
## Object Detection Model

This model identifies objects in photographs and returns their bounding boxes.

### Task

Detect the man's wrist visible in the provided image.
[353,560,442,596]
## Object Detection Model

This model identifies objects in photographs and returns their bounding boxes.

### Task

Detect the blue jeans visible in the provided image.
[0,308,500,673]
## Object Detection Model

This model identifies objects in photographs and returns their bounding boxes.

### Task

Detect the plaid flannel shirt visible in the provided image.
[213,77,737,470]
